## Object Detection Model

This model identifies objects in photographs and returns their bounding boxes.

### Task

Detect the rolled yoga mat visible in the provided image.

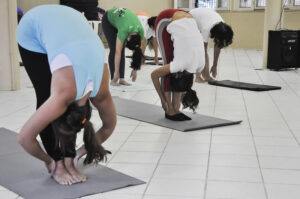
[208,80,281,91]
[126,55,162,60]
[144,61,163,66]
[0,128,145,199]
[113,97,242,132]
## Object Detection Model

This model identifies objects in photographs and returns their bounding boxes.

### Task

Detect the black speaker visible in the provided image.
[267,30,300,70]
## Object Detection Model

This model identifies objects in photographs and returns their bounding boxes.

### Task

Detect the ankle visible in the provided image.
[64,157,74,168]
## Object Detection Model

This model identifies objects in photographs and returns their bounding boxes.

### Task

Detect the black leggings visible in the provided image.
[102,12,126,79]
[18,45,76,161]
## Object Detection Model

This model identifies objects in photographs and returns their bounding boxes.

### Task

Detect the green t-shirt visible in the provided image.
[107,7,144,42]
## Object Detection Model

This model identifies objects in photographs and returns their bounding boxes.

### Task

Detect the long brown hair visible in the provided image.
[52,100,110,164]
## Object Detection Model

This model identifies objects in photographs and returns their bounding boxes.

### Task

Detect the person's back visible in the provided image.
[167,15,205,73]
[189,7,223,43]
[17,5,100,60]
[17,5,105,100]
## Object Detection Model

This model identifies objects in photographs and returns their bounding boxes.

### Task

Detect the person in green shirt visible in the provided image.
[102,7,145,86]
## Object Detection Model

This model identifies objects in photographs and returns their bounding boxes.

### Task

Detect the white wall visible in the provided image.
[0,0,19,90]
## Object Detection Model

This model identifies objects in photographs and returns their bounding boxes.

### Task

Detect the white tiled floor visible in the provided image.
[1,48,300,199]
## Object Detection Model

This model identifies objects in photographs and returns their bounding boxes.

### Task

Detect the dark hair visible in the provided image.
[182,88,199,112]
[210,22,233,49]
[147,37,154,50]
[170,72,199,112]
[126,34,144,70]
[52,100,110,165]
[148,16,157,28]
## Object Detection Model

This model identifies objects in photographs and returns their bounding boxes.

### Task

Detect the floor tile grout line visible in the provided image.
[0,103,34,119]
[273,69,300,100]
[245,49,300,147]
[203,51,219,199]
[141,130,174,199]
[235,49,269,199]
[245,48,300,100]
[105,123,141,166]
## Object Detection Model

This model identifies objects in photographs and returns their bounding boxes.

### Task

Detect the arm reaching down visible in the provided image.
[210,46,221,78]
[18,66,76,169]
[112,38,123,85]
[151,64,171,112]
[90,63,117,148]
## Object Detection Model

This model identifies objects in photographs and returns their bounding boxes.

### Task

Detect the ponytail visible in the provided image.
[130,47,143,70]
[83,121,111,165]
[126,34,144,70]
[52,100,111,165]
[182,88,199,112]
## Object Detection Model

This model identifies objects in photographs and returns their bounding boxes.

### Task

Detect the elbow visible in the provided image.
[103,123,116,139]
[17,133,27,148]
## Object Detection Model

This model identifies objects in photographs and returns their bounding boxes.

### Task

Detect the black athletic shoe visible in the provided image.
[178,112,192,121]
[165,113,186,121]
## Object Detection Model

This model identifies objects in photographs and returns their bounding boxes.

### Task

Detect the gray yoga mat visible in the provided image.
[0,128,145,199]
[110,82,154,92]
[113,97,242,132]
[208,80,281,91]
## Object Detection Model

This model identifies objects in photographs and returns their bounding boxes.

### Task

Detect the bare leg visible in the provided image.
[164,91,176,115]
[64,157,87,183]
[52,160,76,185]
[172,92,182,113]
[172,92,191,121]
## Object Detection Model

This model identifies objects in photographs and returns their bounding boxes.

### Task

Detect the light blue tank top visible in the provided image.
[17,5,105,100]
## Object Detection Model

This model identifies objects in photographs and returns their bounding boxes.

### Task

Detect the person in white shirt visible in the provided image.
[152,9,205,121]
[190,7,233,82]
[136,13,159,65]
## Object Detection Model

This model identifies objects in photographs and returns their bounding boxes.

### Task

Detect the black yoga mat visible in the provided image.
[113,97,242,132]
[144,61,163,66]
[126,55,162,60]
[208,80,281,91]
[0,128,145,199]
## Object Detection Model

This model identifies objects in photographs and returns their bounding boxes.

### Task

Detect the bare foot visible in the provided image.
[64,158,87,183]
[201,74,215,82]
[52,160,76,185]
[110,80,120,86]
[195,76,206,83]
[119,79,131,86]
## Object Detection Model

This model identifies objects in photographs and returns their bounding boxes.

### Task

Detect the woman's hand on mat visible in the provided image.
[130,70,137,82]
[210,65,217,78]
[45,159,56,175]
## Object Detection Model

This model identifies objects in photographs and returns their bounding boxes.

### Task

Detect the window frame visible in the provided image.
[284,0,300,10]
[216,0,231,11]
[254,0,266,10]
[233,0,254,11]
[174,0,194,10]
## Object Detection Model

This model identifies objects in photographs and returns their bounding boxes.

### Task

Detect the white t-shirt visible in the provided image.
[167,18,205,74]
[137,15,155,40]
[189,8,224,43]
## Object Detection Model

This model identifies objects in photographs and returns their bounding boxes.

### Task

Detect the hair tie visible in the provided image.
[135,45,139,48]
[81,118,87,124]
